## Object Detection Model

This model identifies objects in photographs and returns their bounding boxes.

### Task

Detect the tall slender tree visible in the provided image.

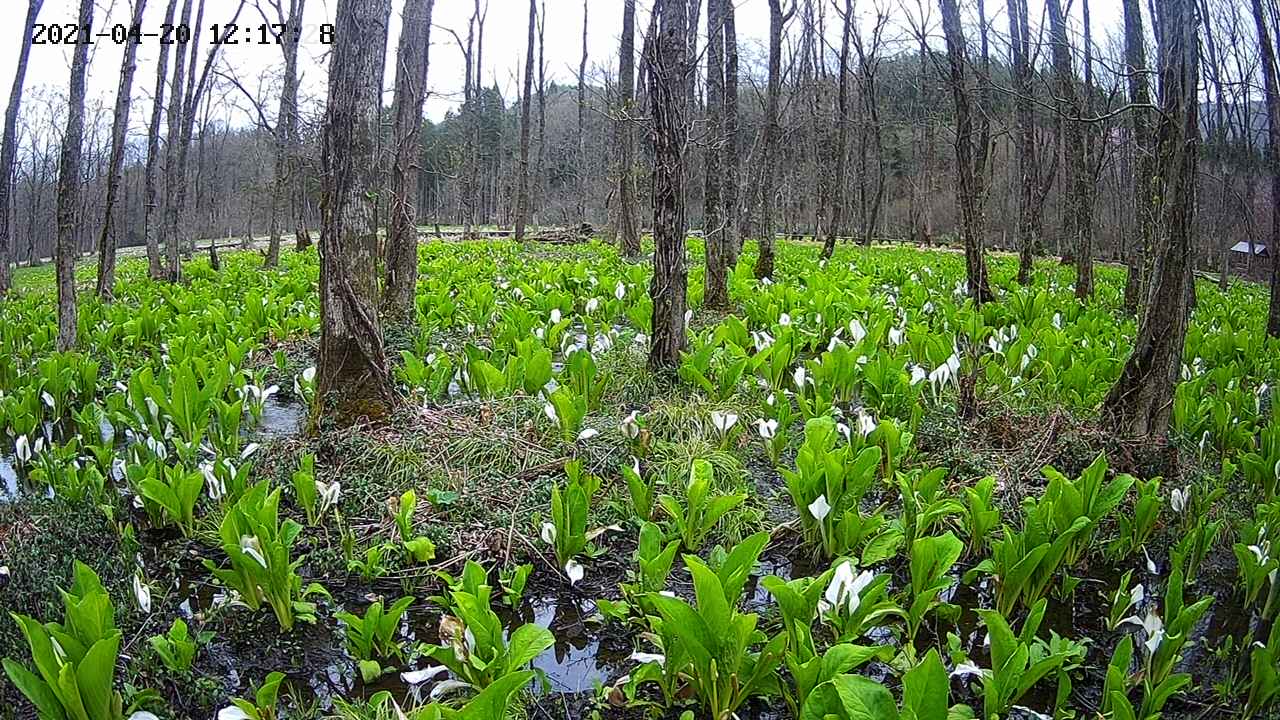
[722,0,741,265]
[819,0,853,260]
[263,0,307,267]
[1252,0,1280,336]
[384,0,435,318]
[318,0,396,420]
[0,0,44,297]
[96,0,149,300]
[1101,0,1200,438]
[1121,0,1156,312]
[144,0,180,280]
[56,0,94,350]
[939,0,994,302]
[703,0,729,309]
[616,0,641,258]
[648,0,690,370]
[514,0,536,240]
[755,0,791,280]
[1009,0,1041,284]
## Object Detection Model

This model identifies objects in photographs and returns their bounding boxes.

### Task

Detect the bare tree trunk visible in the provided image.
[940,0,993,303]
[266,0,307,267]
[0,0,43,296]
[144,0,179,280]
[533,1,546,225]
[1122,0,1157,313]
[617,0,641,258]
[1074,0,1099,298]
[576,0,588,225]
[703,0,728,309]
[96,0,148,300]
[1253,0,1280,336]
[1009,0,1039,284]
[57,0,94,350]
[819,0,852,260]
[1047,0,1087,287]
[1102,0,1199,439]
[514,0,536,241]
[384,0,434,319]
[755,0,790,280]
[319,0,395,421]
[648,0,690,371]
[722,0,740,266]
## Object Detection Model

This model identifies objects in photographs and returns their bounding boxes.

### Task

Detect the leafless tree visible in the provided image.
[939,0,994,303]
[96,0,149,300]
[755,0,793,280]
[0,0,43,297]
[56,0,94,350]
[1102,0,1200,438]
[615,0,641,258]
[260,0,307,266]
[648,0,690,370]
[514,0,536,240]
[384,0,434,319]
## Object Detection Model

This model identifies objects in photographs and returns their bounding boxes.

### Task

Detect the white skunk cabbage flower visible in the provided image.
[630,651,665,665]
[849,318,867,343]
[565,559,585,586]
[779,313,792,326]
[541,522,557,545]
[615,281,626,300]
[401,665,449,685]
[240,535,267,567]
[620,411,641,440]
[132,573,152,614]
[585,298,600,314]
[577,427,600,442]
[854,408,877,437]
[710,411,738,434]
[755,418,778,440]
[550,308,562,324]
[14,435,31,464]
[807,495,831,523]
[1121,610,1166,657]
[1170,487,1188,514]
[909,365,927,386]
[316,479,342,515]
[822,561,875,616]
[950,662,989,679]
[543,403,558,423]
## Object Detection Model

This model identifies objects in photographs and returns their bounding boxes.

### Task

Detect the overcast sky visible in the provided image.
[0,0,1122,133]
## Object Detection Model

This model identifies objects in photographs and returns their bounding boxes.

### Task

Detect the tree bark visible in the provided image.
[1122,0,1157,313]
[1102,0,1200,439]
[384,0,435,319]
[514,0,536,241]
[576,0,588,225]
[143,0,180,280]
[703,0,728,309]
[319,0,396,421]
[722,0,740,266]
[0,0,43,297]
[1047,0,1086,287]
[819,0,852,260]
[616,0,641,258]
[755,0,789,280]
[648,0,690,371]
[939,0,994,303]
[1253,0,1280,336]
[57,0,94,350]
[96,0,148,300]
[1009,0,1040,284]
[266,0,307,267]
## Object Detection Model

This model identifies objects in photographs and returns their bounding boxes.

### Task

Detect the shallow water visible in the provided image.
[252,397,307,440]
[0,456,18,501]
